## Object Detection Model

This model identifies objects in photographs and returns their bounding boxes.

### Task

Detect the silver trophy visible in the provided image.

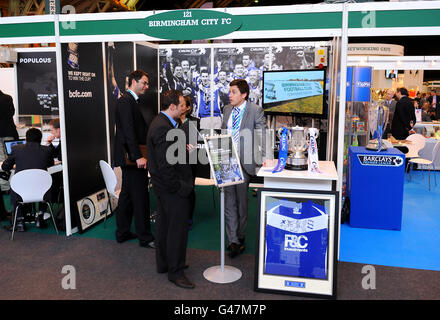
[366,101,389,151]
[278,126,318,171]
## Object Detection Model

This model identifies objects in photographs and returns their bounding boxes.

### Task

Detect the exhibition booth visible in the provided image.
[1,0,440,298]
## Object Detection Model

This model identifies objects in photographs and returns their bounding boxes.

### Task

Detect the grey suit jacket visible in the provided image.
[385,99,397,123]
[221,101,267,176]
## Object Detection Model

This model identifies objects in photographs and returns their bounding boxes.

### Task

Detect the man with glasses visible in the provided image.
[113,70,155,249]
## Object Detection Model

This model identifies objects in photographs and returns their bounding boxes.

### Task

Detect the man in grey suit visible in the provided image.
[221,79,267,258]
[383,89,397,138]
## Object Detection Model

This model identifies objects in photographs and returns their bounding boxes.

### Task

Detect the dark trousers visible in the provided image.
[0,191,8,218]
[155,191,191,281]
[115,166,154,243]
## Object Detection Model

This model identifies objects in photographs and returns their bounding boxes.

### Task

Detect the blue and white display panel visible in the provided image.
[255,189,338,298]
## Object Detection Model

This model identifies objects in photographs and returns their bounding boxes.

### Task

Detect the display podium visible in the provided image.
[347,146,405,230]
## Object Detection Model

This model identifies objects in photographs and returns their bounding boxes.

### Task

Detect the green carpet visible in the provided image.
[1,186,260,254]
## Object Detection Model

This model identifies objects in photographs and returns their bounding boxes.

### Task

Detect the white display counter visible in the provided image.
[257,161,338,191]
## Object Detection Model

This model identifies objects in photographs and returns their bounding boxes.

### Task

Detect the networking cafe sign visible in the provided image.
[139,9,242,40]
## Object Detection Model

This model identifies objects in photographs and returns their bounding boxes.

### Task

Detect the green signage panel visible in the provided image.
[0,22,54,38]
[349,9,440,28]
[139,9,242,40]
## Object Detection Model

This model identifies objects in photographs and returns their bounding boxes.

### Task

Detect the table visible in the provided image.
[347,146,404,230]
[257,161,338,191]
[0,161,63,175]
[414,122,440,137]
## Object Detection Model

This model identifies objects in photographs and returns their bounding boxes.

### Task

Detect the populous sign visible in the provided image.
[140,9,242,40]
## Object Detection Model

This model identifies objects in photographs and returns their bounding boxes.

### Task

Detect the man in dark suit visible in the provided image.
[113,70,154,248]
[0,90,19,221]
[221,79,267,258]
[391,87,416,140]
[147,90,195,289]
[0,90,18,142]
[1,128,54,231]
[46,118,62,160]
[46,118,63,204]
[432,90,440,120]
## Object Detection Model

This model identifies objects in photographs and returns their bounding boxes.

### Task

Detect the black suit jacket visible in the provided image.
[147,112,193,197]
[1,142,54,173]
[2,142,54,205]
[391,96,415,140]
[49,143,62,161]
[0,91,19,139]
[113,92,148,167]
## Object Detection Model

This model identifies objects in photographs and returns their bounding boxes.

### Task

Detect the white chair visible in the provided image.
[99,160,120,227]
[10,169,58,240]
[405,133,426,159]
[408,141,440,191]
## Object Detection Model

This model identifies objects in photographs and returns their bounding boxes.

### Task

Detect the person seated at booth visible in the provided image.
[46,118,62,161]
[1,128,54,231]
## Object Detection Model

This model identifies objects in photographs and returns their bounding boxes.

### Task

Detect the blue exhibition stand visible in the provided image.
[347,146,405,230]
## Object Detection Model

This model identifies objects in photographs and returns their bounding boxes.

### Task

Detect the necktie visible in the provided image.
[232,107,240,146]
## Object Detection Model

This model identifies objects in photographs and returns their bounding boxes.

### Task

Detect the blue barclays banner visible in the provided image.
[346,66,372,102]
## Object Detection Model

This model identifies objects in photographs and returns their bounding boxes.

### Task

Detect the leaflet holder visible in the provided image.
[202,134,244,284]
[203,187,242,283]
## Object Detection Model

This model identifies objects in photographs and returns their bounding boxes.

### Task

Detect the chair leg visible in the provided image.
[103,192,109,229]
[104,193,112,229]
[429,168,431,192]
[45,202,58,235]
[407,161,412,181]
[10,204,21,241]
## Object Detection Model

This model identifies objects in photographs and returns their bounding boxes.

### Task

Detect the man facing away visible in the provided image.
[391,87,416,140]
[1,128,54,231]
[147,90,195,289]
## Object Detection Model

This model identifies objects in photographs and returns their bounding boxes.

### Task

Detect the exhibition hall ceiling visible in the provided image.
[138,0,324,11]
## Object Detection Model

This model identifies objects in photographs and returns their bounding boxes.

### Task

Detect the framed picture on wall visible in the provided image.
[254,188,339,299]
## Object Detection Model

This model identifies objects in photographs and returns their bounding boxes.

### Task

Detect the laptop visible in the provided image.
[3,139,25,156]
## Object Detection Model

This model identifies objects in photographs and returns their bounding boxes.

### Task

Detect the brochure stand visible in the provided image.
[202,134,244,283]
[203,187,242,283]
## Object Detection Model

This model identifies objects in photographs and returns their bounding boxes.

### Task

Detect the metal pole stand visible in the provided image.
[203,187,242,283]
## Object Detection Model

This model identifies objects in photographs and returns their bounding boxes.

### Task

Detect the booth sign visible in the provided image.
[140,9,242,40]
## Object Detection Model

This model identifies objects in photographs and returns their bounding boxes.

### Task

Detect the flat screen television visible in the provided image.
[385,69,397,79]
[262,69,326,117]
